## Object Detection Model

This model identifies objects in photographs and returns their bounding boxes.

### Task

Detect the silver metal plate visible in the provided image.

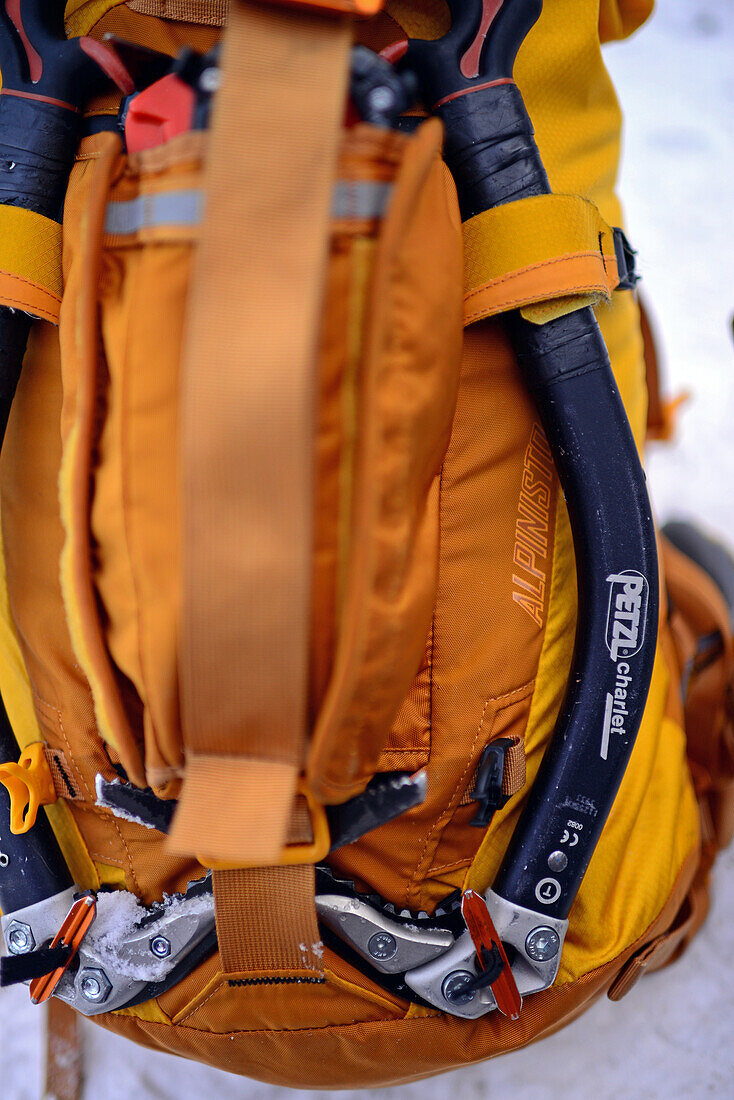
[404,889,568,1019]
[316,893,454,974]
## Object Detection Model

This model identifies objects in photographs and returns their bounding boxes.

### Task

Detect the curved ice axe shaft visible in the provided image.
[399,0,658,1012]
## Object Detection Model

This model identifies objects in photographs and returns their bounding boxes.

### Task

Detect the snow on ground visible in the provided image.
[3,3,734,1098]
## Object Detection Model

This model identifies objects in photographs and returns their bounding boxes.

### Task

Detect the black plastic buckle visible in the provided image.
[469,738,513,828]
[612,227,640,291]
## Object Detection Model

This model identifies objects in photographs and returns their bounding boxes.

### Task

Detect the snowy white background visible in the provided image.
[3,2,734,1097]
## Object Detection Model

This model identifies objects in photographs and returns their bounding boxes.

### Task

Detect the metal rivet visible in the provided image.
[198,67,221,94]
[150,935,172,959]
[367,86,395,114]
[367,932,398,961]
[548,850,568,872]
[441,970,476,1005]
[525,926,561,962]
[79,968,112,1004]
[6,921,34,955]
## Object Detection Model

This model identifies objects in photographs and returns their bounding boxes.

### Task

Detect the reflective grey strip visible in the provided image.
[331,180,392,220]
[104,190,203,236]
[104,180,392,237]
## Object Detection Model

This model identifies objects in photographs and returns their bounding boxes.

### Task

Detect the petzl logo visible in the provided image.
[605,570,648,662]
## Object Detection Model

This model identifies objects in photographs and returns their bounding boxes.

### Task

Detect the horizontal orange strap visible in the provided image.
[463,193,623,326]
[267,0,383,14]
[167,754,307,864]
[196,780,330,869]
[0,206,63,323]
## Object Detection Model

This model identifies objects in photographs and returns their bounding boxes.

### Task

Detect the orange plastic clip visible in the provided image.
[460,889,522,1020]
[0,742,57,834]
[29,895,97,1005]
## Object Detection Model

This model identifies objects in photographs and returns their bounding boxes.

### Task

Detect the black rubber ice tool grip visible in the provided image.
[403,0,659,921]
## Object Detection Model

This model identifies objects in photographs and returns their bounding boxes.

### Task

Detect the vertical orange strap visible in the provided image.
[169,1,351,863]
[213,866,324,976]
[45,999,83,1100]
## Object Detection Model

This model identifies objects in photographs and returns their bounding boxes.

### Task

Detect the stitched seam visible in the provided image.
[119,246,162,766]
[55,707,94,803]
[135,845,701,1039]
[111,816,141,894]
[407,681,534,908]
[408,697,490,907]
[175,982,223,1024]
[464,249,615,294]
[465,287,606,324]
[0,269,62,300]
[227,976,326,987]
[427,858,471,875]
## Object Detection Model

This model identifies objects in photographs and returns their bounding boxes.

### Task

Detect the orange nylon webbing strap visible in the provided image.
[170,1,351,864]
[45,998,83,1100]
[126,0,229,23]
[213,866,324,976]
[127,0,382,19]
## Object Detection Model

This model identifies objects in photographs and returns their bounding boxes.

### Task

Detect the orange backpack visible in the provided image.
[0,0,732,1091]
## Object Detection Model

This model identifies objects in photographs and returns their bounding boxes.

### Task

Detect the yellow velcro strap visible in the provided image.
[0,206,63,324]
[463,193,621,327]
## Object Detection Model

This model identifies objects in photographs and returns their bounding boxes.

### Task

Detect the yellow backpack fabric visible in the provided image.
[0,0,732,1089]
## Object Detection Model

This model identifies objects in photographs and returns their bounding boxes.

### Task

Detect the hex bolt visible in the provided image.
[150,935,172,959]
[79,968,112,1004]
[6,921,34,955]
[441,970,476,1006]
[525,926,561,963]
[367,932,398,961]
[547,850,568,872]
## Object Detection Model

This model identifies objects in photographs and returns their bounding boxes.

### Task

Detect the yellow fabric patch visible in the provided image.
[386,0,449,39]
[463,193,619,326]
[64,0,127,36]
[0,207,63,323]
[94,861,128,889]
[114,999,172,1024]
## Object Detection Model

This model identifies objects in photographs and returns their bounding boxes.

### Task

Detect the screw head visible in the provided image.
[150,935,172,959]
[198,67,221,94]
[367,85,395,115]
[547,850,568,872]
[79,968,112,1004]
[6,921,34,955]
[367,932,398,961]
[525,926,561,962]
[442,970,476,1005]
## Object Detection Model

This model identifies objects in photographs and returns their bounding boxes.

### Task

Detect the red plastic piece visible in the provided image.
[379,38,408,65]
[461,889,522,1020]
[460,0,504,79]
[124,73,196,153]
[79,38,135,96]
[6,0,43,82]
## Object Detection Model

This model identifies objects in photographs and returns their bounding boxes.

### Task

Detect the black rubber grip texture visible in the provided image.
[437,82,659,920]
[0,95,79,220]
[438,82,548,218]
